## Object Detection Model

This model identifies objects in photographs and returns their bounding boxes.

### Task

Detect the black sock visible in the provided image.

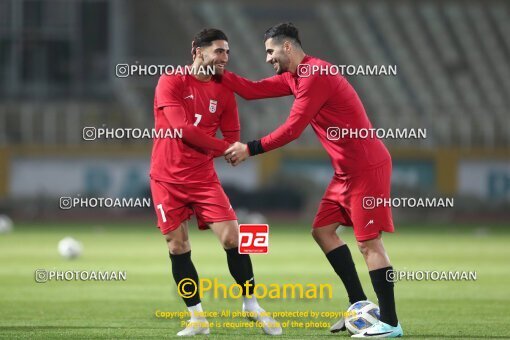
[369,266,398,327]
[169,251,201,307]
[326,245,367,304]
[225,247,255,295]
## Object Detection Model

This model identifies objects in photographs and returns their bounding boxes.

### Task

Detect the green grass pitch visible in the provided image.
[0,221,509,339]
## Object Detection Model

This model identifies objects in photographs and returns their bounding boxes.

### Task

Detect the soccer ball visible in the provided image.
[345,300,380,335]
[58,237,82,259]
[0,215,13,233]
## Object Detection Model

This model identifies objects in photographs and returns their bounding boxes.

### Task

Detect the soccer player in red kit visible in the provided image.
[150,28,281,336]
[223,23,403,338]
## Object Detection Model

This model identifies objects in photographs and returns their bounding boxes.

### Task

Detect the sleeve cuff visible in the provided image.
[247,140,264,156]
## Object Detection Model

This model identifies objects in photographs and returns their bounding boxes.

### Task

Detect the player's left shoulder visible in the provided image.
[203,79,235,114]
[213,75,234,91]
[299,55,345,88]
[214,78,236,102]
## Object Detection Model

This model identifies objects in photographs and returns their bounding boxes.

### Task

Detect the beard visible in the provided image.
[274,57,290,75]
[198,58,225,76]
[209,62,224,75]
[214,65,224,75]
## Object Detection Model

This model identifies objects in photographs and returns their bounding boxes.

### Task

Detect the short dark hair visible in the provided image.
[192,28,228,56]
[263,22,302,46]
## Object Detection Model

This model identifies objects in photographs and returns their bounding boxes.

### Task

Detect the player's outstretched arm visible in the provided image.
[223,101,314,166]
[225,74,330,166]
[221,70,292,100]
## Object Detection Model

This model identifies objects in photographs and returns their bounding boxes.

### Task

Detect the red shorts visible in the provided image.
[150,179,237,234]
[312,161,394,241]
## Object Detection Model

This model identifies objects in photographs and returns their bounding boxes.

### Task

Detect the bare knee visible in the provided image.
[220,232,238,249]
[357,238,385,257]
[216,224,238,249]
[357,237,391,269]
[311,228,322,243]
[209,221,239,249]
[166,236,190,255]
[311,224,344,253]
[311,226,335,243]
[357,241,369,257]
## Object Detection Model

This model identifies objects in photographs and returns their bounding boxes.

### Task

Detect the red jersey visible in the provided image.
[221,55,390,176]
[150,73,240,183]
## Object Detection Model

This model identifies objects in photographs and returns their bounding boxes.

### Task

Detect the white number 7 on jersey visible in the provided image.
[194,114,202,126]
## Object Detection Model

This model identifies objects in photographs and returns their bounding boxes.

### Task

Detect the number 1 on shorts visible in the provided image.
[156,203,167,223]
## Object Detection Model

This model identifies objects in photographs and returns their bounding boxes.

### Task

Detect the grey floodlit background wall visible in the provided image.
[0,0,509,224]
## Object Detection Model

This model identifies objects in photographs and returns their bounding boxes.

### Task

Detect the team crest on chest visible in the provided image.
[209,99,217,113]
